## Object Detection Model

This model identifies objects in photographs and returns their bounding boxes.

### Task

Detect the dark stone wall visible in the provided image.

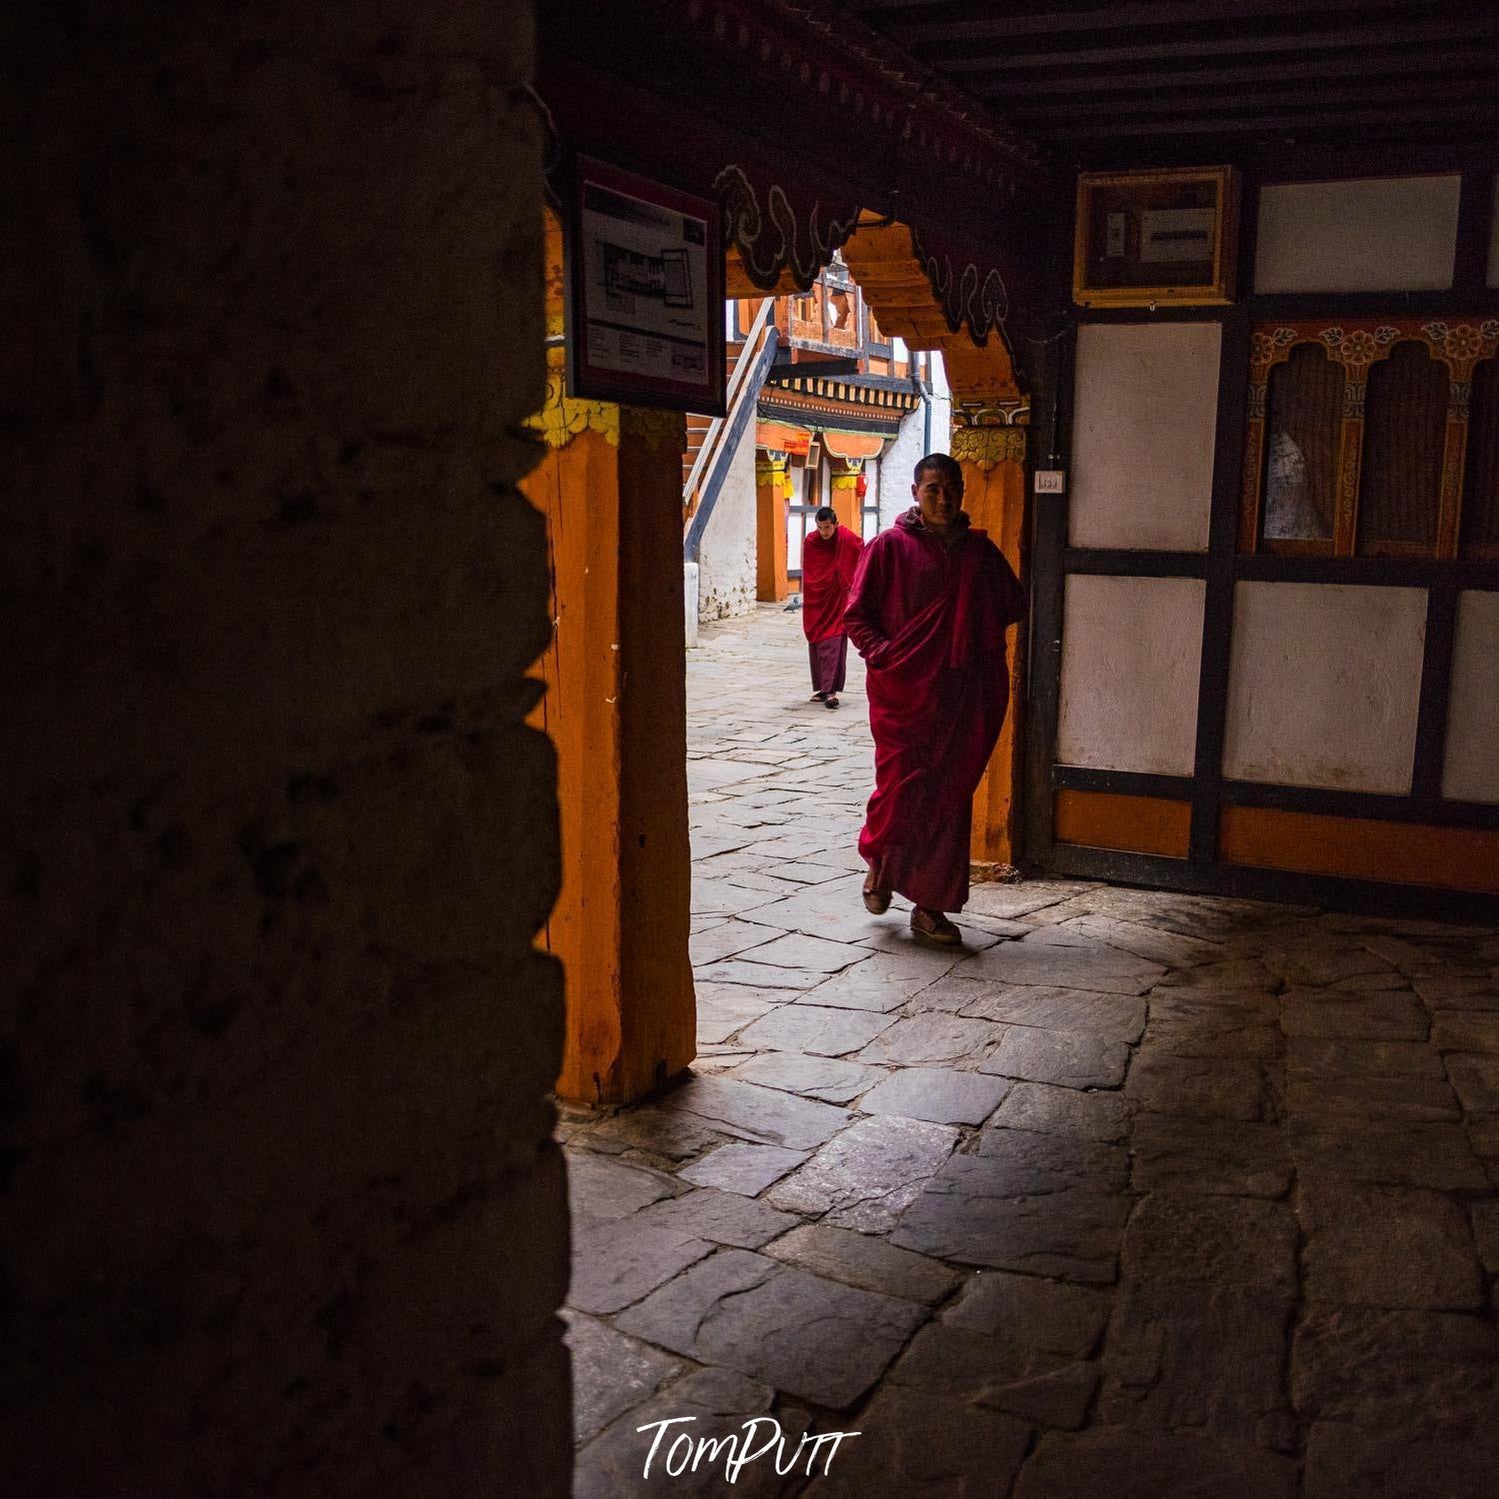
[1,3,568,1493]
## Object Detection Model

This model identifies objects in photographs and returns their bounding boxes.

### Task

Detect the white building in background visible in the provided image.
[683,257,949,623]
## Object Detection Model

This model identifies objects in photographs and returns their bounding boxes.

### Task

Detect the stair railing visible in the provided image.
[682,298,776,554]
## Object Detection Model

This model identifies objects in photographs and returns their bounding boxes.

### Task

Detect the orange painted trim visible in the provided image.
[1220,806,1499,894]
[757,420,812,455]
[822,430,884,461]
[1053,789,1192,859]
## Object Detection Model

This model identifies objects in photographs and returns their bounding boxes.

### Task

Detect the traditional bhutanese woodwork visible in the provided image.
[758,372,920,435]
[540,1,1051,358]
[828,461,863,534]
[727,247,805,299]
[754,451,792,602]
[822,431,886,462]
[959,426,1030,873]
[525,215,695,1106]
[1241,317,1499,559]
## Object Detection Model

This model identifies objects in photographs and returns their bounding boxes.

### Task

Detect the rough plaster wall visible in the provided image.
[698,420,758,620]
[1223,582,1426,794]
[1442,590,1499,804]
[1070,322,1220,552]
[1,5,570,1496]
[1058,575,1206,775]
[882,405,934,529]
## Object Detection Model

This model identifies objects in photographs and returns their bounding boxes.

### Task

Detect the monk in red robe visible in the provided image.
[843,454,1025,945]
[800,505,863,710]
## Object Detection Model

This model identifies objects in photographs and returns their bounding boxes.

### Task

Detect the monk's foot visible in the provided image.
[910,907,962,946]
[824,695,840,709]
[809,692,827,701]
[861,871,891,915]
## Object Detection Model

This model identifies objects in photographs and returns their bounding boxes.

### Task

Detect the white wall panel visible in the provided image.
[697,421,758,621]
[1255,176,1460,293]
[1069,322,1220,552]
[1058,575,1205,775]
[1223,582,1426,793]
[1443,590,1499,804]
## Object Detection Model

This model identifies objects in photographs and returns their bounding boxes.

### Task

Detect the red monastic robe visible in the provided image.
[800,524,864,643]
[843,506,1026,913]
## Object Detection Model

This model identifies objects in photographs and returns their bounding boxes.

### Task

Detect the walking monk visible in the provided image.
[800,505,863,710]
[843,454,1026,945]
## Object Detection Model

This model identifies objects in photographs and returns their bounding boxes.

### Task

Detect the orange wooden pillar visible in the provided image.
[830,463,862,533]
[953,418,1030,873]
[755,451,792,602]
[522,216,695,1106]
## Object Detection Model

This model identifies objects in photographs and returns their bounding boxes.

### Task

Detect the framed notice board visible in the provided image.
[564,154,727,415]
[1074,166,1240,308]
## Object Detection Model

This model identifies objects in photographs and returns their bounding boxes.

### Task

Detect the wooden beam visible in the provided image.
[881,0,1429,43]
[1006,76,1499,122]
[972,46,1494,97]
[934,17,1499,73]
[1025,100,1499,141]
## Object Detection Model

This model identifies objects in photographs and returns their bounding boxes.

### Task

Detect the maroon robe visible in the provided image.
[807,634,848,696]
[801,524,864,643]
[843,506,1025,912]
[802,523,864,698]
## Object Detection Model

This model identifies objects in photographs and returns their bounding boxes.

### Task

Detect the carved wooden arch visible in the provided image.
[841,219,1019,407]
[726,211,1027,412]
[728,218,1021,409]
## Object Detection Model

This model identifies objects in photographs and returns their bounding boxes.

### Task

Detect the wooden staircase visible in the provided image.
[681,335,750,492]
[681,411,717,493]
[683,300,776,544]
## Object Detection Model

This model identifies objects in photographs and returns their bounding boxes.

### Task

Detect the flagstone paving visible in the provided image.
[562,605,1499,1497]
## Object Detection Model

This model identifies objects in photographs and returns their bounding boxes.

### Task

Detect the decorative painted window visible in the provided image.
[1241,318,1499,560]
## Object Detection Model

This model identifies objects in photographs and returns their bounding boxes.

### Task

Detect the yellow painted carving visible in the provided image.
[951,425,1026,471]
[527,346,619,449]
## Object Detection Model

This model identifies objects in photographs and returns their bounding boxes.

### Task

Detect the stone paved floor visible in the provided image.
[560,603,1499,1498]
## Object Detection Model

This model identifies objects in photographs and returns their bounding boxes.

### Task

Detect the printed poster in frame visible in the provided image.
[565,154,726,415]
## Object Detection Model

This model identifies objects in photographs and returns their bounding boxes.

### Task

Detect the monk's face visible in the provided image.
[815,517,837,540]
[912,467,963,531]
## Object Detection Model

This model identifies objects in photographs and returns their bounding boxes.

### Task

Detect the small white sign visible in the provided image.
[1138,206,1214,264]
[1034,470,1066,494]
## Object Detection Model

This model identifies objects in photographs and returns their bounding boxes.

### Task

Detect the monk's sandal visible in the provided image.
[862,875,891,916]
[910,908,962,946]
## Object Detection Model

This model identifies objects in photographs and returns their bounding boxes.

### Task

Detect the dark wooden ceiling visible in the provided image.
[839,1,1499,165]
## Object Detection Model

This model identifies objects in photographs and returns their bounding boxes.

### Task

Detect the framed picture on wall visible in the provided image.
[1073,166,1240,308]
[564,153,727,414]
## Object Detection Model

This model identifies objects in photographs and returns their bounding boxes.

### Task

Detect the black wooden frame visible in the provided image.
[1023,152,1499,915]
[563,151,728,416]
